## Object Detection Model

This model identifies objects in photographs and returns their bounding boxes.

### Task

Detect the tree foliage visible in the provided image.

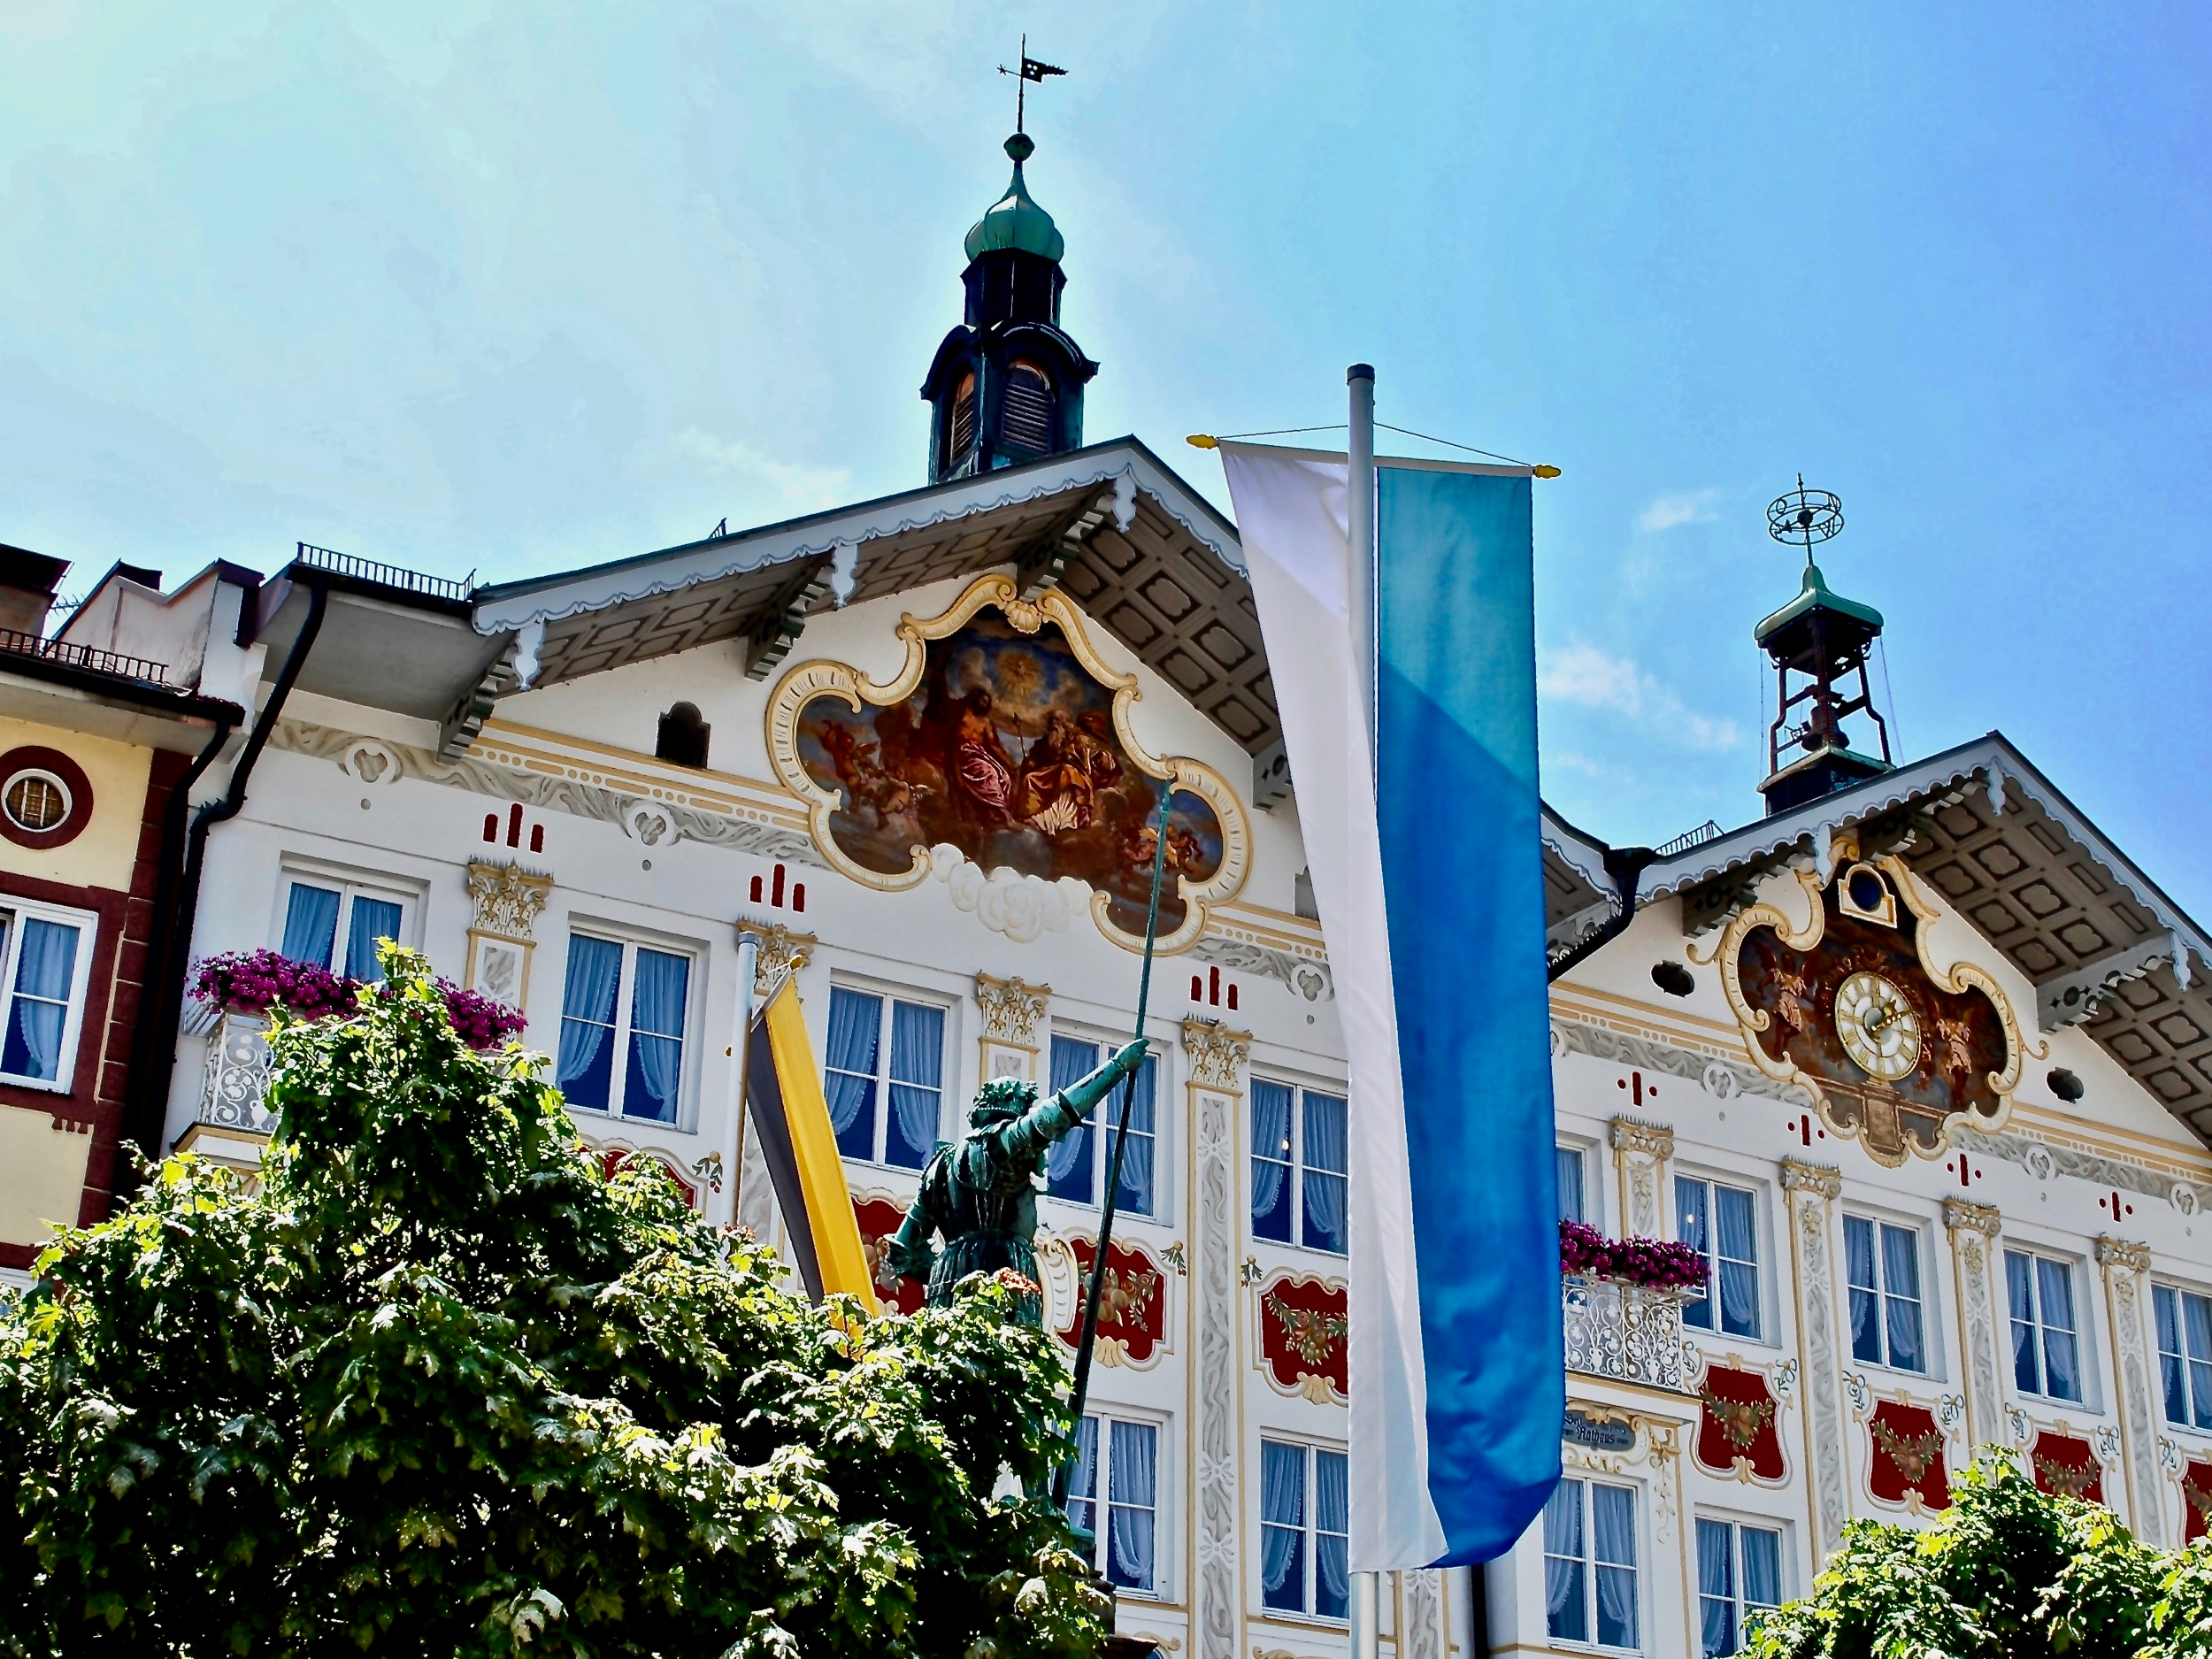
[0,948,1109,1657]
[1746,1452,2212,1659]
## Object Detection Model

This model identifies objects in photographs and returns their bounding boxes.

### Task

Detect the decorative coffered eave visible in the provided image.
[1542,805,1620,949]
[1644,732,2212,1141]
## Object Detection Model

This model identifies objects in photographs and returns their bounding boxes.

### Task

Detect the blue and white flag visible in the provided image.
[1219,443,1560,1570]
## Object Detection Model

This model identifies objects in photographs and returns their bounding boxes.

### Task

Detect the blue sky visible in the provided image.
[3,4,2207,915]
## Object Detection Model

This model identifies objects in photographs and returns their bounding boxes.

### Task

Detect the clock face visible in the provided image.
[1833,971,1923,1082]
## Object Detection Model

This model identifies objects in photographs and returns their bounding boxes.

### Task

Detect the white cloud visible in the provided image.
[1636,488,1719,534]
[675,428,852,514]
[1539,642,1740,752]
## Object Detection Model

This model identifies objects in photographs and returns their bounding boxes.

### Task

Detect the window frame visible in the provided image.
[1249,1073,1350,1256]
[1694,1513,1786,1656]
[822,980,953,1171]
[2005,1246,2087,1405]
[1557,1139,1594,1227]
[1843,1211,1934,1377]
[1676,1172,1765,1341]
[1064,1409,1167,1598]
[1041,1023,1165,1220]
[1543,1474,1643,1653]
[1257,1434,1351,1624]
[0,896,98,1093]
[2154,1281,2212,1432]
[272,862,421,980]
[555,926,702,1128]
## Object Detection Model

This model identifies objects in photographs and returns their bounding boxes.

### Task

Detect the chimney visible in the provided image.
[0,544,70,637]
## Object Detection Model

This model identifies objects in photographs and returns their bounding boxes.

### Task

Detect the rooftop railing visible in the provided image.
[1654,818,1724,859]
[0,626,173,687]
[295,542,474,603]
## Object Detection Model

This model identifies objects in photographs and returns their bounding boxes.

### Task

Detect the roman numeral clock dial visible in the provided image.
[1833,970,1923,1082]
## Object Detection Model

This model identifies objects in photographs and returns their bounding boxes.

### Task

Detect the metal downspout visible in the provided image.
[1547,846,1657,984]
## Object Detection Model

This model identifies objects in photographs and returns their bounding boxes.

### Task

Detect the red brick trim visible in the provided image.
[0,745,94,850]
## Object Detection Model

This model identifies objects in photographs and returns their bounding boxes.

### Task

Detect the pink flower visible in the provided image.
[189,951,526,1049]
[1558,1218,1706,1291]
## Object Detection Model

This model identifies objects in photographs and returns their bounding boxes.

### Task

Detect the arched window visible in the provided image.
[1002,360,1054,454]
[656,702,710,769]
[947,371,978,472]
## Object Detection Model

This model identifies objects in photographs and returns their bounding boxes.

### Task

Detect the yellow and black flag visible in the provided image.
[744,978,879,1313]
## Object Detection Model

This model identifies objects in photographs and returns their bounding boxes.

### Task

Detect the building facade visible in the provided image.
[20,129,2212,1659]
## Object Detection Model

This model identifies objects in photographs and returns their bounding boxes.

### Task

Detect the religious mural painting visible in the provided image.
[1257,1271,1349,1402]
[1053,1236,1167,1366]
[1694,1363,1787,1482]
[1702,845,2037,1166]
[767,574,1248,951]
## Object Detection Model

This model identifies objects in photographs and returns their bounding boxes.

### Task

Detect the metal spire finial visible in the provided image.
[1766,472,1845,569]
[998,35,1067,135]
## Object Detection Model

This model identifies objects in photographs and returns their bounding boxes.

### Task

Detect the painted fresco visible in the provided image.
[795,611,1225,935]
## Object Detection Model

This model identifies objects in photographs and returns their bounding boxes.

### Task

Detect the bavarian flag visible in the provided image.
[1219,443,1560,1571]
[746,978,879,1313]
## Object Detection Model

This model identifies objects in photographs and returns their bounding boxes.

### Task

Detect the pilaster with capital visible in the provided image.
[1610,1117,1676,1238]
[1943,1199,2006,1453]
[974,972,1049,1085]
[464,860,553,1005]
[2097,1235,2164,1544]
[1179,1015,1249,1659]
[1781,1158,1849,1560]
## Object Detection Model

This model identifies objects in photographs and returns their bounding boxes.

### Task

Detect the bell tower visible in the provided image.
[1755,478,1895,815]
[919,121,1099,481]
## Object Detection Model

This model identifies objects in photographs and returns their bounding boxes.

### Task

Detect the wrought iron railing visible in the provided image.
[1654,818,1724,858]
[197,1011,278,1136]
[0,627,173,686]
[1562,1276,1695,1392]
[295,542,474,603]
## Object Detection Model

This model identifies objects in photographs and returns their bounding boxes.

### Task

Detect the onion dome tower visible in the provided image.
[920,130,1099,481]
[1755,477,1895,815]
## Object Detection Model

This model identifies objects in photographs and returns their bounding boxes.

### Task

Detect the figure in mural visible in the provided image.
[885,1039,1149,1325]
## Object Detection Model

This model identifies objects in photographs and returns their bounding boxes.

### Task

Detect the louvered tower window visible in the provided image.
[947,372,978,472]
[1002,361,1054,454]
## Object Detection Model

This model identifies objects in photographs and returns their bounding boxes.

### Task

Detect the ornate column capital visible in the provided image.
[1609,1116,1675,1158]
[2096,1235,2153,1273]
[1180,1017,1251,1092]
[465,859,552,941]
[975,973,1049,1046]
[737,920,816,997]
[1780,1158,1844,1201]
[1943,1199,2003,1238]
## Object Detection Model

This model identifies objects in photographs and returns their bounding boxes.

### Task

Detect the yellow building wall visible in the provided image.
[0,1104,93,1247]
[0,714,151,892]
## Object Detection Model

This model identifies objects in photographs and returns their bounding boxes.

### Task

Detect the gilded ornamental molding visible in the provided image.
[1180,1017,1251,1092]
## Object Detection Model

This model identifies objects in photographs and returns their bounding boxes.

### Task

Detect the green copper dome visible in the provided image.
[964,132,1065,264]
[1755,562,1884,646]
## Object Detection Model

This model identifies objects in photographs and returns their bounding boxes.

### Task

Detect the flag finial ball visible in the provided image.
[1534,465,1563,479]
[1004,131,1036,164]
[1187,434,1218,449]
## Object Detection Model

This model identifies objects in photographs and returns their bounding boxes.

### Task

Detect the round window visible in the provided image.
[4,770,72,833]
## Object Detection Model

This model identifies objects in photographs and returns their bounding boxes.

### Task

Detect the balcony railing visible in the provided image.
[295,542,474,603]
[197,1011,277,1137]
[0,627,173,687]
[1563,1276,1695,1392]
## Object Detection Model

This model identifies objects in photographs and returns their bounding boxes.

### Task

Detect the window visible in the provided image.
[823,987,946,1169]
[1678,1177,1761,1339]
[1045,1033,1159,1217]
[555,932,692,1125]
[1002,360,1055,453]
[0,902,92,1089]
[654,703,710,768]
[1845,1215,1927,1373]
[947,371,978,470]
[3,770,68,833]
[280,874,410,983]
[1544,1478,1640,1651]
[1065,1415,1158,1594]
[2156,1286,2212,1430]
[2006,1250,2083,1402]
[1696,1517,1782,1655]
[1251,1079,1348,1253]
[1558,1144,1588,1225]
[1259,1439,1348,1620]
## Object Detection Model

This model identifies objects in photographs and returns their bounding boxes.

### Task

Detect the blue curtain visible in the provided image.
[2008,1250,2040,1393]
[1678,1177,1714,1330]
[887,1001,946,1169]
[1250,1080,1293,1241]
[2159,1286,2190,1424]
[1543,1480,1586,1641]
[344,895,403,981]
[624,948,688,1123]
[1259,1440,1305,1611]
[1114,1054,1156,1217]
[1064,1416,1098,1540]
[556,934,623,1112]
[825,987,881,1158]
[1302,1089,1347,1252]
[2187,1293,2212,1428]
[1697,1517,1736,1657]
[1845,1216,1882,1363]
[1106,1419,1156,1591]
[1555,1144,1586,1224]
[1314,1448,1350,1619]
[1716,1185,1759,1337]
[2039,1256,2081,1402]
[281,882,342,968]
[1592,1483,1639,1650]
[1882,1224,1924,1372]
[2,918,79,1082]
[1046,1036,1096,1202]
[1740,1525,1782,1613]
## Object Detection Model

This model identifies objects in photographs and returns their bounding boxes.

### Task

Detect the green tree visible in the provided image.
[0,948,1109,1657]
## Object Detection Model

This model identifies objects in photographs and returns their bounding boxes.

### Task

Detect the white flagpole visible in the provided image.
[717,927,760,1229]
[1346,359,1385,1659]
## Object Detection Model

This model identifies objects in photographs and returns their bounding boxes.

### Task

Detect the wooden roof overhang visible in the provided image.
[1644,733,2212,1141]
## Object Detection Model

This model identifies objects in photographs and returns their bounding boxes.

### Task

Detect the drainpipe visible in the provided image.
[122,576,329,1172]
[1547,846,1657,984]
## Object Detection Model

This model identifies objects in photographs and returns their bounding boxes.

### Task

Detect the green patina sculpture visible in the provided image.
[886,1039,1148,1325]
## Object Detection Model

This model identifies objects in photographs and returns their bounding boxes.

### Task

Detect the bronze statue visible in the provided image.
[886,1039,1148,1324]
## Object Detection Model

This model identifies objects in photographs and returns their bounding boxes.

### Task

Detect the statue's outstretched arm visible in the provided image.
[1002,1039,1149,1163]
[884,1200,937,1283]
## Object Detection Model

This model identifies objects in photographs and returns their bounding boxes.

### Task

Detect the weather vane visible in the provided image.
[998,35,1066,134]
[1766,472,1844,569]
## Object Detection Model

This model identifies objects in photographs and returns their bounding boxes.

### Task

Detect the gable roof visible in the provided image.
[1643,732,2212,1140]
